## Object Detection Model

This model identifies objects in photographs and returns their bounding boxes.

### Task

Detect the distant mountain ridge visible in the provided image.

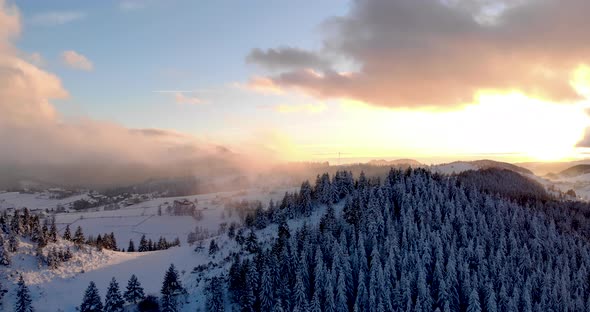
[432,159,533,175]
[367,159,423,167]
[557,164,590,178]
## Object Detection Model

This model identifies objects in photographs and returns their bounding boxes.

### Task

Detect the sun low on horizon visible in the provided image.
[2,0,590,185]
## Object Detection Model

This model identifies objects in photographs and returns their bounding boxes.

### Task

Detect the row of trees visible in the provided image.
[130,235,181,252]
[79,264,186,312]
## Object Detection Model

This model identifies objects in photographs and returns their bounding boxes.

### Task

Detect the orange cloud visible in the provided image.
[174,92,203,105]
[62,50,93,71]
[248,0,590,109]
[239,76,284,94]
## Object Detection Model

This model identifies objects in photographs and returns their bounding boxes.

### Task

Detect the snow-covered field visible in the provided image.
[0,186,300,311]
[0,191,90,211]
[1,187,296,245]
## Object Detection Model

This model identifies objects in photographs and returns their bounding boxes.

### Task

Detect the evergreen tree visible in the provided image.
[14,276,33,312]
[325,276,336,312]
[0,276,6,309]
[49,219,58,243]
[260,265,274,311]
[293,267,308,312]
[138,235,148,252]
[241,261,257,312]
[80,281,103,312]
[74,226,85,246]
[467,289,482,312]
[161,264,184,312]
[104,278,124,312]
[63,224,72,241]
[138,295,159,312]
[108,233,117,250]
[484,282,498,312]
[124,274,145,304]
[336,271,348,312]
[245,231,259,253]
[209,239,219,255]
[8,232,19,252]
[205,276,225,312]
[128,239,135,252]
[0,235,10,266]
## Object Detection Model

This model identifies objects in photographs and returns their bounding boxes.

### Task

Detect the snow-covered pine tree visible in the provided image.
[73,226,85,246]
[325,275,336,312]
[240,260,257,311]
[245,231,259,254]
[104,277,124,312]
[293,265,308,312]
[49,218,58,243]
[260,264,274,311]
[0,235,10,266]
[0,276,6,309]
[466,287,482,312]
[161,263,184,312]
[138,235,148,252]
[10,210,23,235]
[208,239,219,255]
[124,274,145,304]
[108,232,117,250]
[205,276,225,312]
[14,275,33,312]
[8,231,18,252]
[484,282,498,312]
[63,224,71,241]
[336,271,347,312]
[127,239,135,252]
[80,281,103,312]
[299,180,313,217]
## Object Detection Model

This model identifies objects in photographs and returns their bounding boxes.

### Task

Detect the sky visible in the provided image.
[3,0,590,186]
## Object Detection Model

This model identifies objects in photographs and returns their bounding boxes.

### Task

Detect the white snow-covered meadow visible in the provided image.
[0,186,298,311]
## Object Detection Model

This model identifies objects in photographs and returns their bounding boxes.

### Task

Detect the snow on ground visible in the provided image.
[537,173,590,201]
[0,191,90,211]
[0,186,302,311]
[430,161,478,175]
[3,243,210,311]
[49,187,296,245]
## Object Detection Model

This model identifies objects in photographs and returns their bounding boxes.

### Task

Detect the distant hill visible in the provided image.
[367,159,422,167]
[457,168,549,203]
[518,159,590,176]
[558,164,590,178]
[432,159,533,175]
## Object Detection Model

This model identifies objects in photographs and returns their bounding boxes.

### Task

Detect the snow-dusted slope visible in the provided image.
[0,186,302,311]
[431,159,533,175]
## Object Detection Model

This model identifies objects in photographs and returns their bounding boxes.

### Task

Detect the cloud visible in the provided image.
[248,0,590,109]
[61,50,93,71]
[29,11,85,26]
[119,1,146,11]
[0,0,18,49]
[576,129,590,148]
[247,47,331,71]
[237,76,284,94]
[27,52,43,65]
[274,102,327,114]
[0,1,273,188]
[174,92,203,105]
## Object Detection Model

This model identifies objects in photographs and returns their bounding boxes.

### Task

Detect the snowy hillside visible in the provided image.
[2,168,590,311]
